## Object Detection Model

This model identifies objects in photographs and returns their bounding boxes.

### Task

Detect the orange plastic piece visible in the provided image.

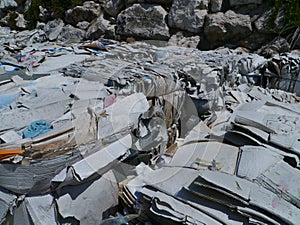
[0,150,24,160]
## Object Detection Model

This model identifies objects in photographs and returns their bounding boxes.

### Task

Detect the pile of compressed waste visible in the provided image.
[0,27,300,224]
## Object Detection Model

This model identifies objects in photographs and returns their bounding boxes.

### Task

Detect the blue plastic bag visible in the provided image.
[23,120,53,139]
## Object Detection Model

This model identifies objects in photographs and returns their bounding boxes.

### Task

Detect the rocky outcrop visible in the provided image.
[65,1,100,26]
[168,0,208,33]
[116,3,169,40]
[204,10,252,48]
[0,0,297,52]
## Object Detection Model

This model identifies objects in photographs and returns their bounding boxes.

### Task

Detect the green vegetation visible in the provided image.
[284,0,300,27]
[25,0,84,28]
[267,0,300,34]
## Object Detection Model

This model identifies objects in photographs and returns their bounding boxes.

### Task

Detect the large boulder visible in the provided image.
[229,0,262,6]
[168,0,208,33]
[65,1,100,26]
[86,15,115,40]
[44,19,65,41]
[104,0,125,17]
[204,10,252,48]
[116,4,170,40]
[57,25,86,43]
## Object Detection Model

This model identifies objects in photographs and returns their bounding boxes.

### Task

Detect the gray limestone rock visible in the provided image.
[168,0,208,33]
[86,15,114,40]
[15,12,27,29]
[104,0,125,17]
[65,1,100,26]
[211,0,223,12]
[44,19,65,41]
[204,10,252,48]
[76,21,90,30]
[38,6,51,22]
[116,4,170,40]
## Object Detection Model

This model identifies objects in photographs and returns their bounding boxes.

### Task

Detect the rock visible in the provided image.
[116,4,170,40]
[0,11,27,30]
[0,0,17,11]
[204,10,252,49]
[256,36,291,58]
[104,0,125,17]
[65,1,100,26]
[36,22,45,30]
[168,31,200,48]
[104,24,116,39]
[77,21,90,30]
[57,25,86,43]
[229,0,262,6]
[15,13,27,29]
[39,6,51,22]
[168,0,208,33]
[86,15,115,40]
[210,0,223,12]
[44,19,65,41]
